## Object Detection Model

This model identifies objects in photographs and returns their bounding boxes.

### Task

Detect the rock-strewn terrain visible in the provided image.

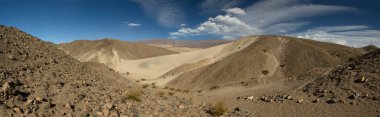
[0,25,252,116]
[303,48,380,102]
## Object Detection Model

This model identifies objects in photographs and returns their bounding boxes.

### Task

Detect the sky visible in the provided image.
[0,0,379,47]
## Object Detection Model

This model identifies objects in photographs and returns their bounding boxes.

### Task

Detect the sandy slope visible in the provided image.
[137,39,232,48]
[58,39,178,69]
[148,44,201,53]
[116,36,259,84]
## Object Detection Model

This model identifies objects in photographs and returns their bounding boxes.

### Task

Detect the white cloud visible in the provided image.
[170,15,260,39]
[180,24,186,27]
[293,26,380,47]
[225,7,246,16]
[170,0,355,39]
[312,26,369,32]
[126,22,142,27]
[133,0,184,27]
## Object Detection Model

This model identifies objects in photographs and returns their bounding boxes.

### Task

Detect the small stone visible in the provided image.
[326,99,338,104]
[349,101,355,105]
[362,93,369,98]
[35,97,44,102]
[110,110,120,117]
[348,92,360,99]
[96,111,104,116]
[285,95,292,100]
[1,82,12,94]
[25,97,35,105]
[178,105,185,109]
[40,102,53,109]
[297,99,304,103]
[104,103,113,110]
[8,55,17,60]
[102,103,113,116]
[15,94,25,101]
[234,107,241,112]
[65,103,73,110]
[245,96,254,101]
[14,107,23,113]
[372,96,380,100]
[312,99,320,103]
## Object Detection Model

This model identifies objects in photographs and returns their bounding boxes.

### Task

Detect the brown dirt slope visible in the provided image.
[0,25,134,116]
[138,39,232,48]
[58,39,178,68]
[303,48,380,100]
[167,36,364,90]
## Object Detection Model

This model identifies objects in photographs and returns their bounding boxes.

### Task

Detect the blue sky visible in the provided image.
[0,0,379,47]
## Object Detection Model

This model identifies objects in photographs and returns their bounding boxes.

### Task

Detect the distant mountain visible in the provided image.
[137,39,232,48]
[58,38,178,69]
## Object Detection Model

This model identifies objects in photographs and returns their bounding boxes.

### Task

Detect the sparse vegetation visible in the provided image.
[208,102,228,116]
[168,92,175,96]
[141,79,146,81]
[142,84,149,88]
[164,86,169,89]
[126,91,142,102]
[135,80,140,83]
[169,88,175,90]
[197,90,202,93]
[349,57,355,61]
[183,89,190,93]
[210,85,220,90]
[151,82,156,85]
[152,85,158,88]
[262,70,269,75]
[176,89,182,92]
[156,91,165,97]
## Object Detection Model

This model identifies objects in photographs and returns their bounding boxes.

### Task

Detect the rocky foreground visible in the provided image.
[0,25,252,116]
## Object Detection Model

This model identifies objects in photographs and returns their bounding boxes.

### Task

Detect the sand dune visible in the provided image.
[58,38,178,69]
[148,44,201,53]
[137,39,232,48]
[117,36,259,84]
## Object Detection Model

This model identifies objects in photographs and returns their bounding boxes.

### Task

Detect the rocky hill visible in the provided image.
[303,48,380,102]
[0,25,251,116]
[167,36,365,90]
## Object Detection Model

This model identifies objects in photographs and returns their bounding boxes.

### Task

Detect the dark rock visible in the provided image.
[234,107,241,112]
[326,99,339,104]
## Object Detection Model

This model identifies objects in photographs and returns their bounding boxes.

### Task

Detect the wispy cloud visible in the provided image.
[199,0,243,15]
[133,0,185,27]
[125,22,142,27]
[170,0,378,46]
[293,26,380,47]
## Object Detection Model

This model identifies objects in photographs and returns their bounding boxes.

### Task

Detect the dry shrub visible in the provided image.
[210,85,220,90]
[126,91,142,102]
[168,92,175,96]
[262,70,269,75]
[156,91,165,97]
[142,84,149,88]
[208,102,228,116]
